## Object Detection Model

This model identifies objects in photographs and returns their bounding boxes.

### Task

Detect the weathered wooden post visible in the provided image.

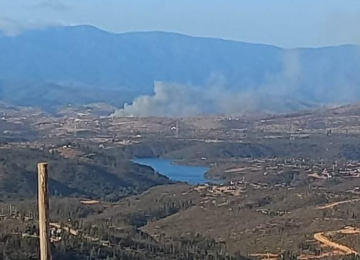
[37,162,51,260]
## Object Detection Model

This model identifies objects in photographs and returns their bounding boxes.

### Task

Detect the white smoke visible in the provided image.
[112,51,308,117]
[0,16,23,36]
[113,50,360,117]
[0,16,68,37]
[113,82,205,117]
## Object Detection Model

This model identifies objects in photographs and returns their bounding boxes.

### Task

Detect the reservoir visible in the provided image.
[132,158,219,185]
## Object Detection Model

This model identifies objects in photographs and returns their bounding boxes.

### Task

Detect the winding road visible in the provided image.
[250,227,359,260]
[313,229,358,255]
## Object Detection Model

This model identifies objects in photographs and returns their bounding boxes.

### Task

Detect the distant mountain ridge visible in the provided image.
[0,25,359,114]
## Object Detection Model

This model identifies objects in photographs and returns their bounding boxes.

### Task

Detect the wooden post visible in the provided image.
[37,162,51,260]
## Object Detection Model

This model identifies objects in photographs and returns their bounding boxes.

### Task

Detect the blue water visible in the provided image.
[132,158,219,185]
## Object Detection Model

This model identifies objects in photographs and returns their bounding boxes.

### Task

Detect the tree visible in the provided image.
[278,251,298,260]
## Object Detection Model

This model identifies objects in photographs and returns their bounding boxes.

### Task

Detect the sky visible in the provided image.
[0,0,360,48]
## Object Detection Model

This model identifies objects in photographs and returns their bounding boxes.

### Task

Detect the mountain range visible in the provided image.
[0,25,359,115]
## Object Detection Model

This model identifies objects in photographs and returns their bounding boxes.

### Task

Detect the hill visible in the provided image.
[0,147,171,200]
[0,26,359,114]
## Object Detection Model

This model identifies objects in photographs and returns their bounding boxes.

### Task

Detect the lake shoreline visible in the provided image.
[132,158,222,185]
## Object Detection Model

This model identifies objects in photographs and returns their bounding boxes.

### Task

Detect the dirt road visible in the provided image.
[317,198,360,209]
[313,231,357,255]
[251,227,359,260]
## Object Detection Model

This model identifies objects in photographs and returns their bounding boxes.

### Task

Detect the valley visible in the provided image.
[2,102,360,259]
[0,2,358,259]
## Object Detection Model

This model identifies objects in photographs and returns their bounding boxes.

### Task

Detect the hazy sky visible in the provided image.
[1,0,360,48]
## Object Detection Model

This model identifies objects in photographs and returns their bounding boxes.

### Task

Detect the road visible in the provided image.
[251,227,359,260]
[317,198,360,209]
[313,231,357,255]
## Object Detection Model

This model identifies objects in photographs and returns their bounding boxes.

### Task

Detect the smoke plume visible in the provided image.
[112,49,360,117]
[0,16,68,37]
[112,51,308,117]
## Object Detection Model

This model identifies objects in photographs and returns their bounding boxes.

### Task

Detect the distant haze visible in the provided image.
[1,0,360,48]
[0,26,360,116]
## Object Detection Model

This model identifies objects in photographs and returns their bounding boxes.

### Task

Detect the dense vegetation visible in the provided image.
[2,132,360,259]
[0,147,170,200]
[157,137,360,161]
[0,193,251,260]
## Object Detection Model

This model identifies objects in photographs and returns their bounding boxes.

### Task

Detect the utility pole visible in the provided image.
[37,162,51,260]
